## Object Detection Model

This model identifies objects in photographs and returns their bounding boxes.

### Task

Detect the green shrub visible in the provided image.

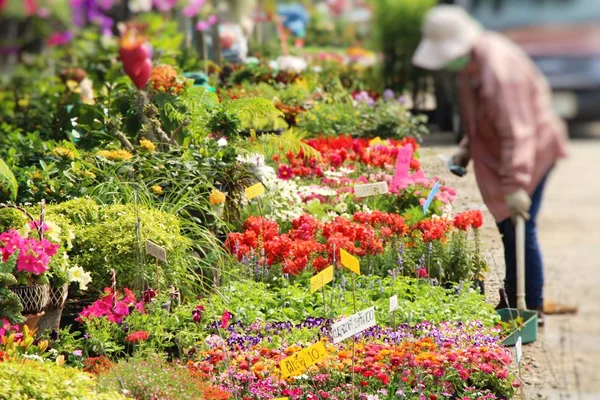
[0,360,128,400]
[0,157,17,202]
[72,203,197,295]
[0,208,28,233]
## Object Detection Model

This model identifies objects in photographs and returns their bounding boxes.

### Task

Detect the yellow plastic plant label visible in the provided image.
[310,265,334,294]
[245,183,265,200]
[279,341,328,378]
[340,248,360,275]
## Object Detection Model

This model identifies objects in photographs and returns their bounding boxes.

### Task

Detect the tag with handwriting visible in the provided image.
[310,266,334,294]
[145,240,167,262]
[389,295,398,312]
[354,182,389,198]
[391,145,413,191]
[331,306,376,343]
[340,249,360,275]
[279,341,328,378]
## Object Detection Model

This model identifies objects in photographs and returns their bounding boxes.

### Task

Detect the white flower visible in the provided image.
[335,201,348,214]
[68,266,92,291]
[128,0,152,13]
[275,56,307,73]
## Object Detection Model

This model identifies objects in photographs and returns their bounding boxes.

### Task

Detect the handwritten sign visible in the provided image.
[340,249,360,275]
[354,181,389,198]
[331,306,376,343]
[391,145,413,191]
[515,336,522,364]
[389,295,398,312]
[310,266,334,294]
[245,183,265,200]
[279,341,328,377]
[145,240,167,262]
[422,181,441,215]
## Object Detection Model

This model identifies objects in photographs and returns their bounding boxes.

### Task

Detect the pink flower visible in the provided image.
[153,0,177,12]
[480,363,494,374]
[221,310,232,329]
[496,369,509,379]
[459,368,470,380]
[278,164,293,180]
[416,268,429,278]
[47,31,73,47]
[182,0,205,18]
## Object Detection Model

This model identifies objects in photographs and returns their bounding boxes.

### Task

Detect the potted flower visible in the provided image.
[0,228,58,321]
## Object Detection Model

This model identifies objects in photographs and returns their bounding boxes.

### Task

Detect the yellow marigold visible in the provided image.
[209,189,226,205]
[150,64,185,94]
[151,185,163,195]
[139,139,156,152]
[97,149,133,161]
[52,147,76,160]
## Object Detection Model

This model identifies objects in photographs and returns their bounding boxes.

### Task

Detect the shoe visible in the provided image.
[536,306,545,327]
[544,300,578,315]
[495,288,516,310]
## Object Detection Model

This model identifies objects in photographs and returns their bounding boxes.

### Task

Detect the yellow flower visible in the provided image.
[209,189,226,205]
[96,149,133,161]
[52,147,76,160]
[151,185,164,195]
[139,139,156,153]
[30,170,43,181]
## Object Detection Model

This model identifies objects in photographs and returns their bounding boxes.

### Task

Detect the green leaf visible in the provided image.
[0,158,18,202]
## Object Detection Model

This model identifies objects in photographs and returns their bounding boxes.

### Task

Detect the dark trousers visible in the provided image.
[497,171,551,309]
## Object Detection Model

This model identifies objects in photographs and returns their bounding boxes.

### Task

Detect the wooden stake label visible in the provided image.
[245,183,265,200]
[145,240,167,262]
[331,306,376,343]
[354,181,389,198]
[310,266,334,294]
[340,249,360,275]
[279,341,328,378]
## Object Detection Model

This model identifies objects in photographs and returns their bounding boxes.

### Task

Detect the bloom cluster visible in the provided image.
[78,287,144,323]
[0,229,59,275]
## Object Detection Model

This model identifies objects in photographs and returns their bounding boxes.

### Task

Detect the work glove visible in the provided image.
[451,147,470,168]
[504,189,531,222]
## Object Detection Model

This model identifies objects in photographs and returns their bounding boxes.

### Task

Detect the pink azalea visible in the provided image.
[153,0,177,12]
[182,0,205,18]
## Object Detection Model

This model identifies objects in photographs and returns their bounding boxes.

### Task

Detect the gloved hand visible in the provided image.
[504,189,531,221]
[451,147,470,168]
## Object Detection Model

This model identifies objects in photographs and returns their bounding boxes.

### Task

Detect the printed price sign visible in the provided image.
[245,183,265,200]
[145,240,167,262]
[389,295,398,312]
[391,144,414,191]
[354,182,389,198]
[515,336,522,364]
[331,306,377,343]
[310,266,334,294]
[340,249,360,275]
[422,181,441,215]
[279,341,328,378]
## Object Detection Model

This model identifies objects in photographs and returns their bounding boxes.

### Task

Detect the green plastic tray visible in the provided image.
[497,308,538,346]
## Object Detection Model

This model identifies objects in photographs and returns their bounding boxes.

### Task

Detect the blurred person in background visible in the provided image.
[412,5,577,325]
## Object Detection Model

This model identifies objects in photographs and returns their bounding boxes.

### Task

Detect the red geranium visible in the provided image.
[125,330,149,343]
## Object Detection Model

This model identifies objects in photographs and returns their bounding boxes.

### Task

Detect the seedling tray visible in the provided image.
[497,308,538,346]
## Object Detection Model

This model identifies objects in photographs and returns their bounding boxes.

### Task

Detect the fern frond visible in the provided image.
[226,97,284,122]
[238,129,321,161]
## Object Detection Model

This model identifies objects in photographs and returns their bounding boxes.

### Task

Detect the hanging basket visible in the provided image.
[10,284,50,314]
[47,284,69,310]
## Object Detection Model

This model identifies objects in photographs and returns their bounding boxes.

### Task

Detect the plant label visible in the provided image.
[331,306,376,343]
[515,336,522,364]
[354,181,389,198]
[422,181,441,215]
[391,144,413,190]
[245,182,265,200]
[145,240,167,263]
[279,341,328,378]
[310,265,334,294]
[389,295,398,312]
[340,249,360,275]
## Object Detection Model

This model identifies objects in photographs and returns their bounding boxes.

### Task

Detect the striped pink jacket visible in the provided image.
[458,32,568,222]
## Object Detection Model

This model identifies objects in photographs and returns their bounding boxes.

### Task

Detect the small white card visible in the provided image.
[354,182,389,198]
[145,240,167,262]
[331,306,377,344]
[389,295,398,312]
[515,336,522,364]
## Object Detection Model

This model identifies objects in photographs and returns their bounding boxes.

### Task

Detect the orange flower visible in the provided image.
[150,64,186,94]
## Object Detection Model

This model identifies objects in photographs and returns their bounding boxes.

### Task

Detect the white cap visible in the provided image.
[412,5,483,70]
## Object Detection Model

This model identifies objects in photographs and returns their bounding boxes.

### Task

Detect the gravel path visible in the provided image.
[420,126,600,400]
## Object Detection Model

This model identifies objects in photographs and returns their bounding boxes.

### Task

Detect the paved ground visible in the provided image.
[420,123,600,400]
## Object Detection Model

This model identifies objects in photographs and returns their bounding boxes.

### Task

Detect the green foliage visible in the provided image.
[0,208,28,234]
[0,158,18,202]
[0,360,127,400]
[373,0,436,93]
[238,129,321,161]
[207,276,498,327]
[98,356,209,400]
[0,254,24,324]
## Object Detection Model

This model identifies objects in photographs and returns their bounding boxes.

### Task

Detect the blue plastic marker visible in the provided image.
[422,181,441,215]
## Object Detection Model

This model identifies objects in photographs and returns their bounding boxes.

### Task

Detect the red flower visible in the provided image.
[417,268,429,278]
[278,164,293,180]
[221,310,232,329]
[125,330,149,343]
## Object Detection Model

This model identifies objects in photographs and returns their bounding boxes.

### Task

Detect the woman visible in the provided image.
[412,5,570,325]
